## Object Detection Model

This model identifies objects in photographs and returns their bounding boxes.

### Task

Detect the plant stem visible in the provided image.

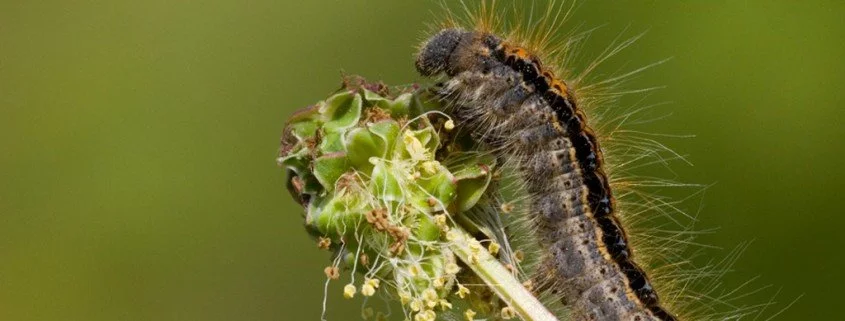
[448,225,558,321]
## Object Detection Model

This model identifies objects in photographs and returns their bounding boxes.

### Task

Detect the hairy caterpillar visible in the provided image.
[414,2,776,321]
[417,26,675,321]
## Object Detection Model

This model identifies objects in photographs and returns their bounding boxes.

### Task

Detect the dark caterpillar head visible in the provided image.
[417,28,504,77]
[416,28,468,76]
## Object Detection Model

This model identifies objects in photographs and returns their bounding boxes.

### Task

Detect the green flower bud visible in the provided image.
[279,77,503,321]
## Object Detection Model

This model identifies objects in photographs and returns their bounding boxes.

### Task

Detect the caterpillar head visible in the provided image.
[416,28,468,76]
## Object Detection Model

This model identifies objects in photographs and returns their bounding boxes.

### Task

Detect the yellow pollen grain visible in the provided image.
[366,278,380,288]
[465,309,477,321]
[399,291,412,305]
[445,262,461,275]
[439,300,452,310]
[361,283,376,296]
[456,284,470,298]
[433,276,445,289]
[410,299,423,312]
[488,241,501,256]
[343,284,356,299]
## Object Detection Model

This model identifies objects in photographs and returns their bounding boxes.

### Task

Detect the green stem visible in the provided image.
[448,225,559,321]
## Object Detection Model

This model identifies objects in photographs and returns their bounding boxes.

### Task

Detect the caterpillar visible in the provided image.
[414,2,773,321]
[417,26,675,321]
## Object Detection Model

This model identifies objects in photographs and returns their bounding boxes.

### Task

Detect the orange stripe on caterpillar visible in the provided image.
[500,43,570,97]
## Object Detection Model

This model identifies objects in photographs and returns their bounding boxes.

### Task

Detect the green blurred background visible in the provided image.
[1,1,842,320]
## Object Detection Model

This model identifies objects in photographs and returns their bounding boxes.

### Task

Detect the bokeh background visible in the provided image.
[2,1,843,320]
